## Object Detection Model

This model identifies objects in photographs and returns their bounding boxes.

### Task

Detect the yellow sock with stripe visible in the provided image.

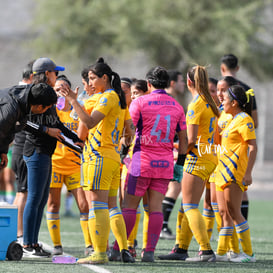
[216,226,233,255]
[80,213,92,247]
[183,203,212,251]
[110,207,127,250]
[128,206,141,248]
[235,221,253,256]
[46,211,61,246]
[202,208,215,240]
[142,204,149,249]
[178,210,193,249]
[211,202,222,233]
[175,203,184,245]
[228,224,240,254]
[89,201,110,253]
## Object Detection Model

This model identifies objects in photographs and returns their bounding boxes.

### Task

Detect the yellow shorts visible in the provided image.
[184,155,216,181]
[50,169,81,191]
[87,157,120,192]
[215,179,247,192]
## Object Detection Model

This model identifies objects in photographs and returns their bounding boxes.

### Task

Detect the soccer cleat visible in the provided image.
[77,252,108,264]
[186,250,216,262]
[160,227,176,240]
[108,247,121,261]
[230,252,256,263]
[215,253,229,262]
[85,245,94,256]
[158,244,189,260]
[141,249,154,262]
[128,246,137,258]
[121,249,135,263]
[53,245,63,255]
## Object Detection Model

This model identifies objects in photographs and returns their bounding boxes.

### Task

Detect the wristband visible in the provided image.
[177,154,186,166]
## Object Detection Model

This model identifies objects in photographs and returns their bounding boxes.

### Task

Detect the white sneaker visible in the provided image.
[230,252,256,263]
[215,253,229,262]
[227,251,239,259]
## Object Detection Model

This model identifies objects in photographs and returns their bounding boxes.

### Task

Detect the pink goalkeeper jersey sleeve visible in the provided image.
[128,89,186,179]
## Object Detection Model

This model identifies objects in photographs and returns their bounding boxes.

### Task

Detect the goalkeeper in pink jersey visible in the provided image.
[121,66,188,262]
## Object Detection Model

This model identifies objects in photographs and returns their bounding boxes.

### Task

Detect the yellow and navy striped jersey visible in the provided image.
[51,108,81,175]
[81,93,102,164]
[217,112,256,184]
[89,89,122,162]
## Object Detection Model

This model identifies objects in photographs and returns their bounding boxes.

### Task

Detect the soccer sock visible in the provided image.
[122,208,137,240]
[142,204,149,249]
[211,202,222,233]
[46,211,61,246]
[228,224,240,254]
[65,193,74,213]
[202,208,215,240]
[184,204,212,251]
[216,226,233,255]
[178,211,193,249]
[175,203,184,245]
[80,213,92,247]
[89,201,110,253]
[110,207,127,251]
[146,212,163,252]
[235,221,253,256]
[162,197,176,229]
[241,200,249,220]
[128,206,141,248]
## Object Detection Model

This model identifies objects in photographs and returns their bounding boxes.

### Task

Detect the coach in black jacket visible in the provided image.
[0,83,57,169]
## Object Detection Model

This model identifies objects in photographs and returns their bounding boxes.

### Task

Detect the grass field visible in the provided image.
[1,198,272,273]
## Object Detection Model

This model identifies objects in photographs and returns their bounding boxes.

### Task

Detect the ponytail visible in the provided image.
[188,65,220,118]
[111,71,126,109]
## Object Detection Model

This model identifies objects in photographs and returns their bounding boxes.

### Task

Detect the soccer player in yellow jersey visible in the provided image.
[46,76,92,256]
[215,85,257,263]
[60,58,135,264]
[180,66,220,262]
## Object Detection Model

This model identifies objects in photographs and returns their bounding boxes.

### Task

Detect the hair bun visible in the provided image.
[96,57,104,64]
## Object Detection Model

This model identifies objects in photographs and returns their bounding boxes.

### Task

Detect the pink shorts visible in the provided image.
[125,174,169,196]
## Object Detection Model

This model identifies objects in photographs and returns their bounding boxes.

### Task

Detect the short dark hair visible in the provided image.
[29,83,57,106]
[22,60,35,80]
[222,76,238,87]
[131,79,148,93]
[146,66,169,89]
[81,66,90,84]
[167,70,182,88]
[220,54,238,70]
[209,77,218,86]
[56,74,71,88]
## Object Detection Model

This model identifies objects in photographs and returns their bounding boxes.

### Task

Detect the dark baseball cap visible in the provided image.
[32,57,65,74]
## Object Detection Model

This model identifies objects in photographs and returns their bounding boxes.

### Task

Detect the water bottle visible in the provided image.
[52,255,78,264]
[56,96,66,110]
[70,90,89,120]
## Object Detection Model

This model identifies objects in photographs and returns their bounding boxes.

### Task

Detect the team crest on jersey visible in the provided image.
[247,122,254,131]
[99,97,108,106]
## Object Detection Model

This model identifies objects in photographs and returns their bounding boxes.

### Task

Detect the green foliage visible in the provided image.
[31,0,273,79]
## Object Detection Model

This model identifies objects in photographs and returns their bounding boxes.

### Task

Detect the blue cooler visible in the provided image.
[0,204,21,261]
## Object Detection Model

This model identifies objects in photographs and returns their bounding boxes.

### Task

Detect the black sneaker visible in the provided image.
[33,245,51,257]
[141,249,154,262]
[158,244,189,260]
[186,250,216,262]
[121,249,135,263]
[108,247,121,261]
[160,227,176,240]
[23,246,36,258]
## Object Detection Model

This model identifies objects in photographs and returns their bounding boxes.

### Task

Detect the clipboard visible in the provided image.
[60,133,83,154]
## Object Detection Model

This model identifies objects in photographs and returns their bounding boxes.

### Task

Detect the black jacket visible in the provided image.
[24,105,82,156]
[0,84,32,154]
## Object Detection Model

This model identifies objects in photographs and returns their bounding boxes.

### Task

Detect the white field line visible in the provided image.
[41,242,112,273]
